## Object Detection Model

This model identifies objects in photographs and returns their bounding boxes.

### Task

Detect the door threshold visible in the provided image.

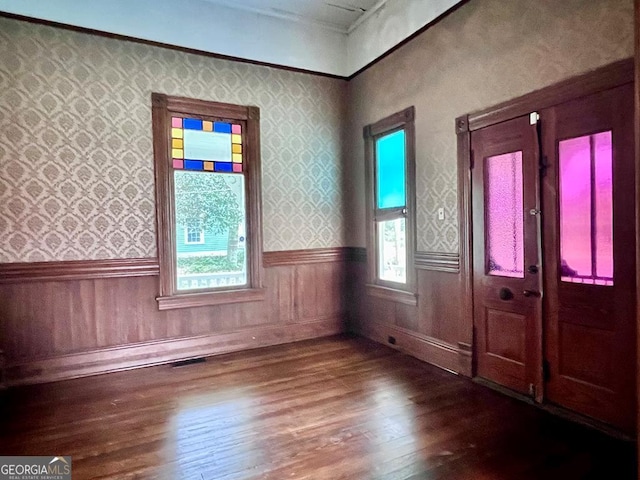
[472,377,635,442]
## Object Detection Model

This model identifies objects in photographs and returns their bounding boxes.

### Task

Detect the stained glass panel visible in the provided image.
[559,131,613,285]
[485,151,524,278]
[184,160,203,171]
[214,122,232,133]
[183,130,232,162]
[183,118,202,130]
[171,116,243,173]
[215,162,233,172]
[376,130,406,209]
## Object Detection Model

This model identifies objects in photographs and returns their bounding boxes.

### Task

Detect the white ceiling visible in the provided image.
[201,0,382,33]
[0,0,463,76]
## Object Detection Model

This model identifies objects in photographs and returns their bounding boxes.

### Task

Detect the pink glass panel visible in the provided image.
[485,151,524,278]
[172,159,184,169]
[559,131,613,285]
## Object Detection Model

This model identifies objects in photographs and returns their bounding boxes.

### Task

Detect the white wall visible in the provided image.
[346,0,462,74]
[0,0,348,76]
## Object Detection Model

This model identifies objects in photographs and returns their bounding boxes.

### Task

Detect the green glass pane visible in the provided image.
[376,130,406,209]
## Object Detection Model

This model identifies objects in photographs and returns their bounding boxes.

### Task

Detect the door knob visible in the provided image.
[523,289,541,297]
[527,265,539,274]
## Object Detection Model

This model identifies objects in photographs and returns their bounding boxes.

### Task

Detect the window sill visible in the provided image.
[365,284,417,306]
[156,288,266,310]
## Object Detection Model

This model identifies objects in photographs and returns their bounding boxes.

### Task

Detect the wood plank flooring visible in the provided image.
[0,335,635,479]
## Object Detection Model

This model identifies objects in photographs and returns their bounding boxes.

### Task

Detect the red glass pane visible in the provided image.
[559,131,613,285]
[485,151,524,278]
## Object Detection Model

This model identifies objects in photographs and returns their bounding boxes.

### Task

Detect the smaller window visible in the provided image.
[364,107,416,304]
[184,223,205,245]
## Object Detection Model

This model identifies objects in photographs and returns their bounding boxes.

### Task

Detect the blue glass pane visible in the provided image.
[214,122,232,133]
[184,160,204,170]
[214,162,233,172]
[376,130,406,209]
[183,118,203,130]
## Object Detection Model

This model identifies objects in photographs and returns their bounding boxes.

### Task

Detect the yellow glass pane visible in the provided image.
[232,144,242,154]
[231,134,242,144]
[172,149,184,159]
[171,128,183,139]
[203,161,214,171]
[203,121,213,132]
[232,153,242,163]
[172,138,183,149]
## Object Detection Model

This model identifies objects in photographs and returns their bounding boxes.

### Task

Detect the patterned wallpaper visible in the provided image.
[0,0,634,262]
[0,18,347,262]
[346,0,634,253]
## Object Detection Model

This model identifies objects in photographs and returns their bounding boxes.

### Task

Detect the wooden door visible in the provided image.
[472,115,543,398]
[540,84,636,432]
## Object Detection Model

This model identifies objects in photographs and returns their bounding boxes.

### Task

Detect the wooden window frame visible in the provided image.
[363,106,417,306]
[151,93,265,310]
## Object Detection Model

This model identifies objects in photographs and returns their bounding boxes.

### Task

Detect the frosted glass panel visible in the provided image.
[485,152,524,278]
[183,129,232,162]
[559,132,613,285]
[378,218,406,283]
[174,170,247,291]
[376,130,406,209]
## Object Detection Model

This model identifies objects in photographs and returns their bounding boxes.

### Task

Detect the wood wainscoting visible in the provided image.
[349,250,471,376]
[0,248,360,386]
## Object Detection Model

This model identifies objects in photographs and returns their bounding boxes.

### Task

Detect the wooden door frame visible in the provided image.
[456,58,635,381]
[634,0,640,468]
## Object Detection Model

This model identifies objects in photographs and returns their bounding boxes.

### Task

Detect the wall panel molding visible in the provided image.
[414,251,460,273]
[5,316,345,386]
[0,258,159,283]
[347,247,367,263]
[0,247,364,283]
[264,247,365,267]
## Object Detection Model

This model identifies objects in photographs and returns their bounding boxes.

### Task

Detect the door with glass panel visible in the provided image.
[540,84,635,432]
[471,115,543,397]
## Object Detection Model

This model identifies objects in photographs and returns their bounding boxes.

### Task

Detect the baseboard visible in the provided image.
[356,322,461,374]
[5,316,345,386]
[457,342,473,377]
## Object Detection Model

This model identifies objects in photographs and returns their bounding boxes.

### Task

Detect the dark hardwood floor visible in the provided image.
[0,335,635,479]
